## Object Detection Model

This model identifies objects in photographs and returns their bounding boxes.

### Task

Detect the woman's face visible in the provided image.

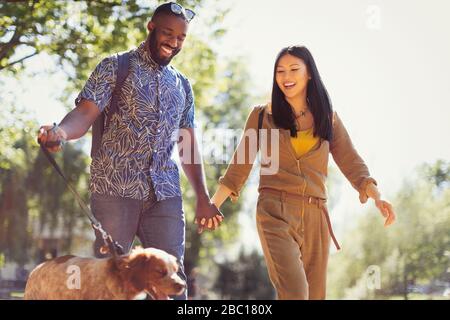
[275,54,311,100]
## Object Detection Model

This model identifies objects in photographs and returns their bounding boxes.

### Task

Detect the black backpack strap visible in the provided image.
[104,51,131,129]
[257,106,264,131]
[257,105,265,150]
[90,51,130,158]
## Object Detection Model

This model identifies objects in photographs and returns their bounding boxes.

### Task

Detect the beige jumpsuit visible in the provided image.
[219,104,377,300]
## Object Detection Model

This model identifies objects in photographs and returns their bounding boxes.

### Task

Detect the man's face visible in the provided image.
[147,14,189,66]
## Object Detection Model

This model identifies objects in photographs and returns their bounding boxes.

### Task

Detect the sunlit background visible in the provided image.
[1,0,449,300]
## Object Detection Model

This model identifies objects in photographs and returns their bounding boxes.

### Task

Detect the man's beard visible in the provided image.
[148,30,180,66]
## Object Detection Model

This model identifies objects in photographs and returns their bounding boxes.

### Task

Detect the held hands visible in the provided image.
[37,123,67,152]
[194,197,224,234]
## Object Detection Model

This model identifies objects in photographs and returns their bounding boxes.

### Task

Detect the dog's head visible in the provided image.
[116,247,186,300]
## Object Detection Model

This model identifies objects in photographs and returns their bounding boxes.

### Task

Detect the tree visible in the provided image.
[0,103,90,264]
[0,0,227,107]
[327,160,450,300]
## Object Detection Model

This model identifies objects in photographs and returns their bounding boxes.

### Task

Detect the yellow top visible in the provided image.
[290,127,320,157]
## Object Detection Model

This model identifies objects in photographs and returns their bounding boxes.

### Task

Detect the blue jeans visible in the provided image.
[90,191,187,300]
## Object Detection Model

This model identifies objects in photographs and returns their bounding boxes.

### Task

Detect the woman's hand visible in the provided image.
[366,182,396,227]
[194,197,224,234]
[191,183,234,234]
[375,199,396,227]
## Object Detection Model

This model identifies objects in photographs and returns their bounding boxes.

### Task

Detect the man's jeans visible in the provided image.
[90,189,187,300]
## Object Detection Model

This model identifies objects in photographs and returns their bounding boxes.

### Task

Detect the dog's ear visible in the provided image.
[116,253,148,271]
[121,253,153,291]
[147,255,169,279]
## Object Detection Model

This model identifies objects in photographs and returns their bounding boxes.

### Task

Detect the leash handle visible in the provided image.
[37,139,62,148]
[37,123,67,149]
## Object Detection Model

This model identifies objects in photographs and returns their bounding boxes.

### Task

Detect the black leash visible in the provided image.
[38,140,125,257]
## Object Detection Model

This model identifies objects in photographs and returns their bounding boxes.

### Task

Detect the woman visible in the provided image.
[209,45,396,300]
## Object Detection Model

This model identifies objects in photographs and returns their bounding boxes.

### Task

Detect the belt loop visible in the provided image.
[317,198,321,209]
[281,190,286,202]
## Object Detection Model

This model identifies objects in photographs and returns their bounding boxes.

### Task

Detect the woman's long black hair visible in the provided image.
[271,45,333,140]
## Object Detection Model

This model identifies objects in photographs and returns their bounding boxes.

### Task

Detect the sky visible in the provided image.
[2,0,449,255]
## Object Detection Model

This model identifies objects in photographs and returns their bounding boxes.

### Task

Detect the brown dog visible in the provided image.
[24,247,186,300]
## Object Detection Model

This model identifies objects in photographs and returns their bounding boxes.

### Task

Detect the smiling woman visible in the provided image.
[211,44,396,300]
[272,46,333,140]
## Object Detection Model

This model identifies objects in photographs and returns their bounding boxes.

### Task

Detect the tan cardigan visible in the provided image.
[218,104,377,203]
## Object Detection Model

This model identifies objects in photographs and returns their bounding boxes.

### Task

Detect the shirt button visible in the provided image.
[159,110,162,114]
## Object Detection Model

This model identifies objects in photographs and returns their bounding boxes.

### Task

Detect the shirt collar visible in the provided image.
[137,41,166,72]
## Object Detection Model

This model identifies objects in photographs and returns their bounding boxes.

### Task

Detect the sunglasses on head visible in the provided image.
[170,3,195,22]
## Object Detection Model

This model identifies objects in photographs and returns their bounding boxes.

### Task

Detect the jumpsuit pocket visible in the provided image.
[257,193,286,223]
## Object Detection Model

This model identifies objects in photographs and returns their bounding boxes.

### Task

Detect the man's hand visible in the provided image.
[194,197,224,234]
[37,124,68,152]
[37,99,102,152]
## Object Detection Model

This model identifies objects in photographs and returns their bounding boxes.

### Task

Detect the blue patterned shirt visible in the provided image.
[76,41,195,201]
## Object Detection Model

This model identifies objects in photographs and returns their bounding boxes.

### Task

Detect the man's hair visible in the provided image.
[151,2,189,22]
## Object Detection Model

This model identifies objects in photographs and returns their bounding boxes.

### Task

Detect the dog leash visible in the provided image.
[38,139,125,257]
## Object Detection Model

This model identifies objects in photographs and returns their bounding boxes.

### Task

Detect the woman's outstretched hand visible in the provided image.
[375,199,396,227]
[366,182,396,227]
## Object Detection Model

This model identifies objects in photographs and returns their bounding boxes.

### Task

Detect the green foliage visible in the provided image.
[420,159,450,189]
[1,1,204,76]
[0,106,38,264]
[0,104,90,264]
[327,160,450,299]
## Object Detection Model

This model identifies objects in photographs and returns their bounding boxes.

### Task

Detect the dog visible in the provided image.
[24,247,186,300]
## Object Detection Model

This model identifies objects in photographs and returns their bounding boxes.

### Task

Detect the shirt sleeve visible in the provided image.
[179,77,195,128]
[74,55,118,112]
[330,111,378,204]
[218,106,263,202]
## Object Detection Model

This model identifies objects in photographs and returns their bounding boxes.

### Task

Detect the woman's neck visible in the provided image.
[286,91,309,115]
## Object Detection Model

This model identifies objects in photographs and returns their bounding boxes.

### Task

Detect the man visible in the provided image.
[37,2,223,300]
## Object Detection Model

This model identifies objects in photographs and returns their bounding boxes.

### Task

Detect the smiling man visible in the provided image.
[37,2,223,300]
